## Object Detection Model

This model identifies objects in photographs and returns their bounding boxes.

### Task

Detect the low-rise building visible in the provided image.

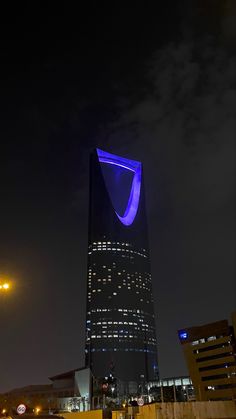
[148,376,195,402]
[1,367,91,413]
[178,312,236,401]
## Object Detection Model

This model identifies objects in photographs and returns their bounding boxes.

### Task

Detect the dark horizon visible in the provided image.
[0,2,235,393]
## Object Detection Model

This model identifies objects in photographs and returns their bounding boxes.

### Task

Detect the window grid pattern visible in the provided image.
[86,240,157,355]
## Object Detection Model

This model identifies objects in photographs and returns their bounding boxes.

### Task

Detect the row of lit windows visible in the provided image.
[87,288,152,298]
[88,295,152,305]
[87,312,156,325]
[91,334,136,339]
[89,247,147,259]
[89,329,156,338]
[88,269,151,282]
[88,287,151,296]
[91,241,130,247]
[89,334,156,343]
[89,323,155,334]
[88,308,155,318]
[87,318,155,331]
[90,241,146,253]
[157,378,192,387]
[88,280,151,291]
[88,272,150,279]
[89,315,155,330]
[90,331,156,340]
[94,321,138,326]
[191,336,221,346]
[88,347,156,353]
[89,266,151,273]
[88,292,152,305]
[88,281,151,292]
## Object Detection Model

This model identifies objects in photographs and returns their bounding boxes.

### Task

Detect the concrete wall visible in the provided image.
[61,401,236,419]
[112,411,126,419]
[62,410,103,419]
[139,401,236,419]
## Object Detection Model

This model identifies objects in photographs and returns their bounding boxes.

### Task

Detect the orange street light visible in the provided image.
[0,282,10,291]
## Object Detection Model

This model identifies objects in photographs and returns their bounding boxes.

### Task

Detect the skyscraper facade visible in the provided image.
[85,149,158,392]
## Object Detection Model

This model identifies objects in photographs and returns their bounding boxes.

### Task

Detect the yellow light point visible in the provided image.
[3,283,9,289]
[2,409,6,414]
[36,407,40,414]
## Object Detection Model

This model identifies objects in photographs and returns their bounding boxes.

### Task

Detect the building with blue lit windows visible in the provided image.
[85,149,158,395]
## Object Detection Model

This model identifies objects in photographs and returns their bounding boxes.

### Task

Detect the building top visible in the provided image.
[96,148,142,227]
[178,319,230,344]
[49,366,88,381]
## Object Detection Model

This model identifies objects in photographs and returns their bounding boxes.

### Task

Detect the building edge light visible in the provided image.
[97,148,142,226]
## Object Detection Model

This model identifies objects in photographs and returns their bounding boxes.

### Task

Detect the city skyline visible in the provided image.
[0,2,235,392]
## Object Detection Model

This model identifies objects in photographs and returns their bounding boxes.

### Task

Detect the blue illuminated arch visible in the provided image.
[97,148,142,226]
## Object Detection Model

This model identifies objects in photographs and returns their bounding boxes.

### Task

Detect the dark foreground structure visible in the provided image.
[85,149,158,395]
[178,312,236,401]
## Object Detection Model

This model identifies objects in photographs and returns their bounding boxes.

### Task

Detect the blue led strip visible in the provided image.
[97,148,142,226]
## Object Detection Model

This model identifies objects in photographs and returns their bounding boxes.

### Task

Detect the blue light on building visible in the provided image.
[97,148,141,226]
[179,330,188,340]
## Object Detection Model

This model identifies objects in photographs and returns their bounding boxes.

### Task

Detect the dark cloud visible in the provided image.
[105,36,236,377]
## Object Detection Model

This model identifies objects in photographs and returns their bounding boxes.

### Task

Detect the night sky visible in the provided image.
[0,2,235,392]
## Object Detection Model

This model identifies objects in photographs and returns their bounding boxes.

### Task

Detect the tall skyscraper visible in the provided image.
[85,149,158,392]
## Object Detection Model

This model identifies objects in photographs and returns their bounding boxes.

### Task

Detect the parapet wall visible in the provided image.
[139,401,236,419]
[62,401,236,419]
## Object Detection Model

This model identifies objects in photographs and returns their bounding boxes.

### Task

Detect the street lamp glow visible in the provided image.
[0,282,10,291]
